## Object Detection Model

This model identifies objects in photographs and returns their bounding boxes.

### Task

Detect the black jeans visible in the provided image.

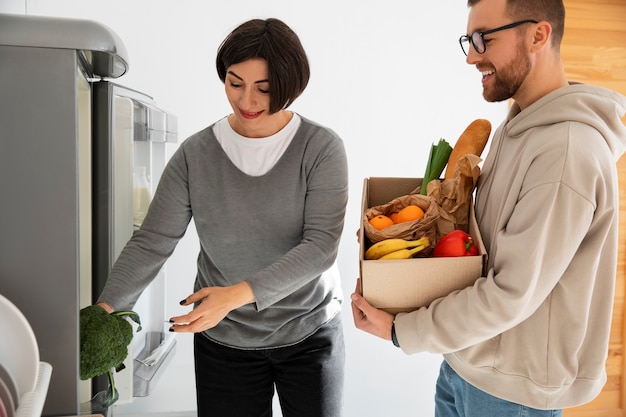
[194,314,345,417]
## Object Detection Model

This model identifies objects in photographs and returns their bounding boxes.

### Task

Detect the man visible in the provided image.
[351,0,626,415]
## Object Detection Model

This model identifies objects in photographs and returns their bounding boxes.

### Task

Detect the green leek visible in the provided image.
[420,138,452,195]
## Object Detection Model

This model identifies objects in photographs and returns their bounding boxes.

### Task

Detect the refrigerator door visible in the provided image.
[0,44,93,416]
[92,81,178,407]
[92,83,138,303]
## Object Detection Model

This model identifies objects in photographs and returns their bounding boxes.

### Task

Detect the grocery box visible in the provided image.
[359,177,487,314]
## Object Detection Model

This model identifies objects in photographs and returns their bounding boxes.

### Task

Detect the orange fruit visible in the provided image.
[369,214,394,230]
[396,205,425,223]
[390,212,399,223]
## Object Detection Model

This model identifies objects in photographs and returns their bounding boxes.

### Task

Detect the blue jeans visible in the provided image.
[435,361,562,417]
[194,314,344,417]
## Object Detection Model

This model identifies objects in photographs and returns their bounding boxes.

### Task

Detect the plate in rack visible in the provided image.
[0,395,6,417]
[0,294,39,400]
[0,364,18,408]
[0,377,13,417]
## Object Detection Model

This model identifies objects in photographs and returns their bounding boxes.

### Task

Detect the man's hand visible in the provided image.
[351,278,395,341]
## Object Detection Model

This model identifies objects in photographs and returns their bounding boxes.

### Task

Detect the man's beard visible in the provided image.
[483,45,532,103]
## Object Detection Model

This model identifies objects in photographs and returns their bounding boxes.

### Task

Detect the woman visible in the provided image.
[97,18,348,417]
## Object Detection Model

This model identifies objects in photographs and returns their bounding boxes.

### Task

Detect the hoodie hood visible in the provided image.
[507,83,626,161]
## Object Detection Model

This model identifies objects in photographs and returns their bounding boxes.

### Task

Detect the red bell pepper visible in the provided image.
[433,230,479,257]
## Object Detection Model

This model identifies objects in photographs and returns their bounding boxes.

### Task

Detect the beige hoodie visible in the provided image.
[395,83,626,409]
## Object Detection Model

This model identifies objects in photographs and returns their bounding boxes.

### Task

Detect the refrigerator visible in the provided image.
[0,13,177,416]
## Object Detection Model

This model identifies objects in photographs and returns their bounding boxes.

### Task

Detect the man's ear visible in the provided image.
[531,21,552,52]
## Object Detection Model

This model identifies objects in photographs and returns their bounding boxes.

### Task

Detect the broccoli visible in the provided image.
[80,305,141,407]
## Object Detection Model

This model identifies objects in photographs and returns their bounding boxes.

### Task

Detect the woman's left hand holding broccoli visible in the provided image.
[168,281,255,333]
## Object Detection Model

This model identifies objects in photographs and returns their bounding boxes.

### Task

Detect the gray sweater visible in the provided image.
[98,116,349,349]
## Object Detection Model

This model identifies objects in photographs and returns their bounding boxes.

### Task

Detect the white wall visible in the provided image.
[1,1,508,416]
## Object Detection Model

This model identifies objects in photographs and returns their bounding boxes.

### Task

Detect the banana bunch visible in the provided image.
[365,237,430,260]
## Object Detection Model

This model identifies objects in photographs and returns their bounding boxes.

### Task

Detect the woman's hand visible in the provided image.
[96,302,114,313]
[169,281,255,333]
[351,278,395,341]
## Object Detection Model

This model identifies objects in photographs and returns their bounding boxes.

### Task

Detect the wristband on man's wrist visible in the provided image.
[391,322,400,347]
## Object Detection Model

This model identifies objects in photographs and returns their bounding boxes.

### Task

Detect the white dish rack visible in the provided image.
[14,362,52,417]
[0,294,52,417]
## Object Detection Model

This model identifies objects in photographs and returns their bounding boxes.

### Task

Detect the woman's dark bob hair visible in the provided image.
[216,18,310,114]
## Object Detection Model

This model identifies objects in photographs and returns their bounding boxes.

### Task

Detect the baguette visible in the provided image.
[444,119,492,179]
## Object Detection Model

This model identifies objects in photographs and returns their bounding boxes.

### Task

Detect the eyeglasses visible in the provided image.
[459,20,539,56]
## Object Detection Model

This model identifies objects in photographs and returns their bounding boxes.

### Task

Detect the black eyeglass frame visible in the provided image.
[459,19,539,56]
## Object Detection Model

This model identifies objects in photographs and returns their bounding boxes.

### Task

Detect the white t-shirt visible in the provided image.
[213,113,301,176]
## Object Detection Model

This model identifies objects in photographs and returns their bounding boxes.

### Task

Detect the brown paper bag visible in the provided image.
[363,193,440,253]
[424,154,482,239]
[362,154,482,249]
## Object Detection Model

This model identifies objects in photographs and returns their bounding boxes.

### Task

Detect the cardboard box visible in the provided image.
[359,177,487,314]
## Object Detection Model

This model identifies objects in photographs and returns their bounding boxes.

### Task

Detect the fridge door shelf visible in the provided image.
[132,332,177,397]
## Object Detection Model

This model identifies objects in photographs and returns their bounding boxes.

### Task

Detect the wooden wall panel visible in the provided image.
[562,0,626,415]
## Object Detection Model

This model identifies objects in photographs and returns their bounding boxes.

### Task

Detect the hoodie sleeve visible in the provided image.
[395,106,620,354]
[395,179,594,353]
